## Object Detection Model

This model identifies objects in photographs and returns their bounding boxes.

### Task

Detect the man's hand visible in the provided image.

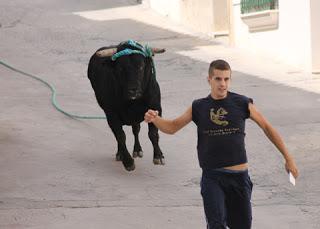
[144,109,159,123]
[249,103,299,179]
[285,157,299,178]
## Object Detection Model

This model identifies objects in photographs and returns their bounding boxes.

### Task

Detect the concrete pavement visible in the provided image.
[1,1,320,228]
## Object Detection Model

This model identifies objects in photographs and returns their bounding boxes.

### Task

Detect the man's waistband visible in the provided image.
[202,167,249,175]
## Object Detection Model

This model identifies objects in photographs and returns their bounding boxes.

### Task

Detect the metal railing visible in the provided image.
[241,0,278,14]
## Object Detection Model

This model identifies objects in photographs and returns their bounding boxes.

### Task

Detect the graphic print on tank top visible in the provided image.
[205,106,240,137]
[210,108,229,126]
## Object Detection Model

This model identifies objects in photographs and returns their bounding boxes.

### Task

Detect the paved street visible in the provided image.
[1,0,320,228]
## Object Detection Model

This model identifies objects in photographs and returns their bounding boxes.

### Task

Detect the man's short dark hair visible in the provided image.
[208,59,231,76]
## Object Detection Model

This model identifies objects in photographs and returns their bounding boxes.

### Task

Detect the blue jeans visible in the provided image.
[201,168,253,229]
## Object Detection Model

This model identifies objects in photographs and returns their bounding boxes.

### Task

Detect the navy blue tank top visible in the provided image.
[192,92,253,169]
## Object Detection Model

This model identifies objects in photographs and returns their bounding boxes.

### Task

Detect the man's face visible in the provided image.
[208,69,231,99]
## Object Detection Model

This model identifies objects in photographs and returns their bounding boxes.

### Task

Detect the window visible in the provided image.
[240,0,279,32]
[241,0,278,14]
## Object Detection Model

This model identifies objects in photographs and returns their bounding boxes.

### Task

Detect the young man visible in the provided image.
[144,59,299,229]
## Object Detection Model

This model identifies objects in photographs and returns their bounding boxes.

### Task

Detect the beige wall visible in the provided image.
[213,0,229,34]
[144,0,229,36]
[146,0,181,22]
[179,0,215,36]
[145,0,219,36]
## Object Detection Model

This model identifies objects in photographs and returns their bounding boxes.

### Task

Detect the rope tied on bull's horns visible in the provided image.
[111,40,157,78]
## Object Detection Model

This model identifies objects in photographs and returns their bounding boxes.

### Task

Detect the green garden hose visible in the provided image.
[0,60,106,119]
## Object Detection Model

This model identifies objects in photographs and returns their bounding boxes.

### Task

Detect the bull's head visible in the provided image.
[96,40,165,101]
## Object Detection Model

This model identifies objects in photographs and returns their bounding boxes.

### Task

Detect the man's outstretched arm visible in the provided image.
[249,103,299,178]
[144,106,192,135]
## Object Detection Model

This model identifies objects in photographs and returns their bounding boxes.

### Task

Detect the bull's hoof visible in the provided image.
[123,160,135,171]
[125,163,136,171]
[153,158,165,165]
[133,151,143,158]
[122,157,135,171]
[115,153,122,161]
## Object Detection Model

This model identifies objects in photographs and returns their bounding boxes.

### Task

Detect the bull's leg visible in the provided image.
[106,113,135,171]
[132,123,143,158]
[148,123,165,165]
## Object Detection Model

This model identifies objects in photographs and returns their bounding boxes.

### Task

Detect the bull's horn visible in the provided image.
[96,48,117,57]
[152,48,166,54]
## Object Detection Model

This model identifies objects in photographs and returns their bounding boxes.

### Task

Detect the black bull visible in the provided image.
[87,41,165,171]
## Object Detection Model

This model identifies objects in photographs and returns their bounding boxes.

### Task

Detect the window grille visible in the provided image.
[241,0,278,14]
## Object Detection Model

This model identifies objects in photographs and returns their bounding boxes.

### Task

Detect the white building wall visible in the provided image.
[310,0,320,73]
[233,0,312,71]
[144,0,317,73]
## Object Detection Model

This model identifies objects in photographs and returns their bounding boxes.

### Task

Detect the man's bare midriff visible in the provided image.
[224,163,248,171]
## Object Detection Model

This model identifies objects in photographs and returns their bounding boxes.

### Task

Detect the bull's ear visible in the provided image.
[96,48,117,57]
[152,48,166,54]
